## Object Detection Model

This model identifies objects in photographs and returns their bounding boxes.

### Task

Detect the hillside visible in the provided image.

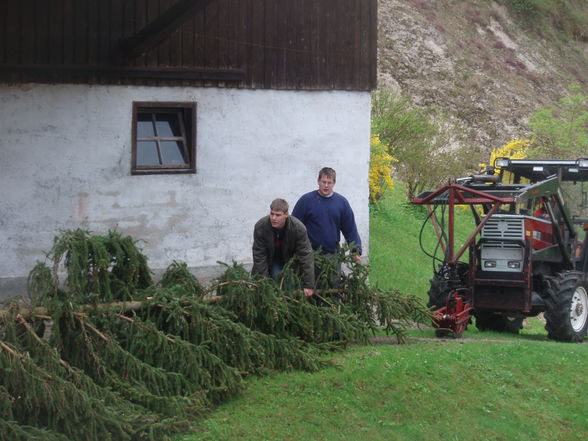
[377,0,588,152]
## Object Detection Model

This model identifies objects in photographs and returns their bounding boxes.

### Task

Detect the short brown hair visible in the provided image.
[318,167,336,181]
[270,198,289,213]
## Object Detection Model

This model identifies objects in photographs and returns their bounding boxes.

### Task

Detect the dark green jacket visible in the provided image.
[252,215,315,288]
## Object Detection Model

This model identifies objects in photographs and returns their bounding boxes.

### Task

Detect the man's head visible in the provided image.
[269,198,289,229]
[317,167,336,196]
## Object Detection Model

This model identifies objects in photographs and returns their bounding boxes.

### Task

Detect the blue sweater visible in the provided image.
[292,191,362,255]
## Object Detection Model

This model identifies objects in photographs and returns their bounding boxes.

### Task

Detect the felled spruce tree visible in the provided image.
[0,228,431,441]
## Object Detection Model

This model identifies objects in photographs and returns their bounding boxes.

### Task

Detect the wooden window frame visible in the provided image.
[132,101,197,175]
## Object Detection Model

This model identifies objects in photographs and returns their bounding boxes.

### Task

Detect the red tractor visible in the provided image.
[412,158,588,342]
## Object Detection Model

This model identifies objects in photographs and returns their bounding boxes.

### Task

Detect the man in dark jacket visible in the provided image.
[252,198,315,297]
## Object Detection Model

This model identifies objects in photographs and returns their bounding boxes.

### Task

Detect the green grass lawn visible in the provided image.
[179,185,587,441]
[182,339,588,441]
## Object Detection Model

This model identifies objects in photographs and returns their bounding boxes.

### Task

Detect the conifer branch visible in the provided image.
[115,313,177,344]
[75,314,109,342]
[203,279,260,295]
[0,340,21,358]
[16,314,44,345]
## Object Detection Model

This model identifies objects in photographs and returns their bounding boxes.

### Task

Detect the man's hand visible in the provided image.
[303,288,314,298]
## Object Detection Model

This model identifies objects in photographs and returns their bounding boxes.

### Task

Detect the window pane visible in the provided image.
[137,141,160,166]
[137,114,155,137]
[155,113,182,137]
[132,103,195,174]
[160,141,188,165]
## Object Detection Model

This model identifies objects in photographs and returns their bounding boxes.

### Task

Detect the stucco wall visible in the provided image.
[0,84,370,299]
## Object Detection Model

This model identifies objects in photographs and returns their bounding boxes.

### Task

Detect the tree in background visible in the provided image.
[372,88,481,200]
[369,135,396,205]
[528,84,588,158]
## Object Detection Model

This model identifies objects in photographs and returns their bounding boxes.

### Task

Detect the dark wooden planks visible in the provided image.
[248,0,264,87]
[0,0,376,91]
[369,0,378,88]
[20,0,35,64]
[4,1,20,65]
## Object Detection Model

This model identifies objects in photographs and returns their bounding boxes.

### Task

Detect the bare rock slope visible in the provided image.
[378,0,588,151]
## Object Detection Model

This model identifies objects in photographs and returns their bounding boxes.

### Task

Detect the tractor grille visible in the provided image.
[481,216,524,247]
[480,215,525,272]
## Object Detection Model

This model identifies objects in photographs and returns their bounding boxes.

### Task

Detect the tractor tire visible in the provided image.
[427,262,469,309]
[426,277,450,309]
[475,311,523,334]
[504,316,525,333]
[544,272,588,342]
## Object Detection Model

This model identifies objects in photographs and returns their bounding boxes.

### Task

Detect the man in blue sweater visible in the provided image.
[292,167,362,286]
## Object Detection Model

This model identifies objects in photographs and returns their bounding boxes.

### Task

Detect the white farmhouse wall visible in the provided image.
[0,84,370,299]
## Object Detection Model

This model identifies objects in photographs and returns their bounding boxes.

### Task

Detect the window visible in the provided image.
[132,102,196,174]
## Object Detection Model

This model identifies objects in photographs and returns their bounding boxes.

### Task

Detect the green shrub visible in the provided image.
[371,88,481,200]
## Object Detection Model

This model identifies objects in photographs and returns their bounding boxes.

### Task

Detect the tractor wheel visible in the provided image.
[426,277,450,309]
[503,316,525,333]
[475,311,523,334]
[544,272,588,342]
[427,262,469,309]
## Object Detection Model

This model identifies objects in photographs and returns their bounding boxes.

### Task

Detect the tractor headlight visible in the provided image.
[494,157,510,168]
[484,260,497,268]
[507,261,521,269]
[577,158,588,169]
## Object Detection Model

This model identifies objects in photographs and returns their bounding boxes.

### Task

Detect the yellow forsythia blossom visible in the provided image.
[480,139,530,170]
[369,135,397,204]
[480,139,530,184]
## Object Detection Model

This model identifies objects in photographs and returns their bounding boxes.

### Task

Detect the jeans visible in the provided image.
[270,261,284,281]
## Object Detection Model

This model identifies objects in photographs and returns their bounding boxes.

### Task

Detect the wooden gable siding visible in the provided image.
[0,0,377,91]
